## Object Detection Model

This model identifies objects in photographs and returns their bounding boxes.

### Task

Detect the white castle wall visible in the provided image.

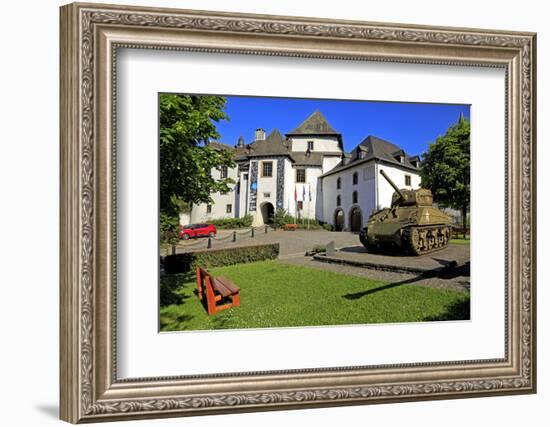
[375,163,422,209]
[290,135,341,153]
[321,162,377,230]
[189,165,239,223]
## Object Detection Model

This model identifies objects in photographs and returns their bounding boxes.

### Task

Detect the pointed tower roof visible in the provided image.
[286,110,340,136]
[236,135,245,147]
[458,112,466,124]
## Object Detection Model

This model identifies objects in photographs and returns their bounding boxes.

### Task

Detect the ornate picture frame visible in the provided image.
[60,2,536,423]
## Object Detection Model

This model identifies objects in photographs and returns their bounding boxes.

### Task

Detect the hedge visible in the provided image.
[210,214,253,229]
[164,243,280,273]
[272,208,332,230]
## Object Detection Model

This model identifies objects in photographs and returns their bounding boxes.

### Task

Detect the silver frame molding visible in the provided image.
[60,2,537,423]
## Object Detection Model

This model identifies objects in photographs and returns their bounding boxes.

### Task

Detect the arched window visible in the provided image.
[336,177,341,189]
[353,172,358,185]
[336,195,341,206]
[352,191,358,204]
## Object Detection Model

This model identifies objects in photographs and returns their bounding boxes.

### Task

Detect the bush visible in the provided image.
[160,212,180,245]
[164,243,280,273]
[210,214,253,229]
[272,208,326,230]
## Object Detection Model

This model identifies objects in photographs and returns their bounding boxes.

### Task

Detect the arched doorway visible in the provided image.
[334,209,345,231]
[260,202,275,225]
[349,206,362,232]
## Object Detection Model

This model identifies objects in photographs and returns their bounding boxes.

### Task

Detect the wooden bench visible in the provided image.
[196,266,240,315]
[283,223,298,231]
[452,227,470,239]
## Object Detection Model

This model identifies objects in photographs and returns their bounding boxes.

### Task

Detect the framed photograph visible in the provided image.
[60,2,536,423]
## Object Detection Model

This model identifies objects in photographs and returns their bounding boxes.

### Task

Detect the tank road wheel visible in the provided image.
[403,228,422,256]
[437,227,447,248]
[426,229,436,251]
[359,229,372,252]
[404,225,452,255]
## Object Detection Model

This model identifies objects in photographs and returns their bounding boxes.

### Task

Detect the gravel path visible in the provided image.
[278,254,470,293]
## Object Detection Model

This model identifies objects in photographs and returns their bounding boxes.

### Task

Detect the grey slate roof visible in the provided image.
[290,152,325,166]
[208,141,234,151]
[286,110,340,136]
[246,129,290,157]
[321,135,419,177]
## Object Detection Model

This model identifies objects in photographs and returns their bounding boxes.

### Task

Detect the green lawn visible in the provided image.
[450,238,470,245]
[160,261,469,331]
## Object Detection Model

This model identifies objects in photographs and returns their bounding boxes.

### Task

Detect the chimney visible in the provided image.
[255,128,266,141]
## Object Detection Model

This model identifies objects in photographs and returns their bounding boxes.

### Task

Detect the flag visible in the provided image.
[302,185,306,202]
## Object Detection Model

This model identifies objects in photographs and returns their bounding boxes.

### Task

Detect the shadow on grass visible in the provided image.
[160,313,196,331]
[342,261,470,300]
[423,298,470,321]
[342,275,426,300]
[159,272,195,306]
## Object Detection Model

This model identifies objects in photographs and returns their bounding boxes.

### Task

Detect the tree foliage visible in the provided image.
[159,94,235,243]
[420,115,470,227]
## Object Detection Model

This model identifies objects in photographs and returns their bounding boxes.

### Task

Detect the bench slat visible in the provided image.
[216,276,240,294]
[213,278,234,297]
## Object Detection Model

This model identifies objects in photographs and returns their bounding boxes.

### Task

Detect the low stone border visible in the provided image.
[312,253,458,276]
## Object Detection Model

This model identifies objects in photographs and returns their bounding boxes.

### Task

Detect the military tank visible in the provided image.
[359,169,453,255]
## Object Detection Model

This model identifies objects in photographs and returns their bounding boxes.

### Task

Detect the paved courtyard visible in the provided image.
[174,228,358,257]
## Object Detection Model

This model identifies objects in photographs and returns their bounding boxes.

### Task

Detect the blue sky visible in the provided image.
[213,95,470,156]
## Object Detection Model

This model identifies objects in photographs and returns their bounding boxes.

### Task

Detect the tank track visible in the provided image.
[402,225,452,256]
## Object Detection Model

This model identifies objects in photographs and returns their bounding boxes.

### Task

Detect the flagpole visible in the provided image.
[308,183,311,229]
[294,184,298,225]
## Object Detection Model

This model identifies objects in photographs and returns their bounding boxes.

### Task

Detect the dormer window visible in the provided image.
[307,141,314,151]
[393,151,405,164]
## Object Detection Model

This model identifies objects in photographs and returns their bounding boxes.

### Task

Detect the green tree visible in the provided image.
[160,94,234,242]
[420,115,470,229]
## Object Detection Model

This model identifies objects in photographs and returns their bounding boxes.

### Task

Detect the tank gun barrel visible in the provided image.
[379,169,405,200]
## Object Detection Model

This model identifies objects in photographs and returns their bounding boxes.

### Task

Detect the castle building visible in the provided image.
[185,110,421,231]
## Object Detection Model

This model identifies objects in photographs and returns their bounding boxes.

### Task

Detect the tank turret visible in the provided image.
[359,169,453,255]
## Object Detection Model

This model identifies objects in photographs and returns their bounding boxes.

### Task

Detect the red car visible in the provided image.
[179,223,217,240]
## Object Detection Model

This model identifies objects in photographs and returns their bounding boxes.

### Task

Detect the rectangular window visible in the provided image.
[262,161,273,177]
[297,201,303,210]
[226,204,232,213]
[405,175,411,186]
[307,141,314,151]
[206,205,212,214]
[263,192,271,198]
[220,166,228,179]
[296,168,306,183]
